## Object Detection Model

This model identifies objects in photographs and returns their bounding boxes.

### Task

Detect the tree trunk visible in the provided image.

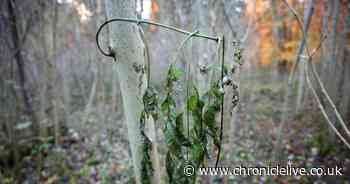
[327,0,340,96]
[295,0,315,113]
[325,0,340,129]
[276,0,314,159]
[321,0,332,79]
[335,1,350,115]
[104,0,160,183]
[271,0,284,81]
[7,0,39,137]
[52,0,60,145]
[82,65,98,126]
[319,0,335,141]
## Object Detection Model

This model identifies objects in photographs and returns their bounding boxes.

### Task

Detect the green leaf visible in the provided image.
[166,64,184,84]
[188,95,198,112]
[175,113,184,133]
[204,106,217,125]
[161,96,174,112]
[165,121,182,155]
[141,133,153,184]
[172,67,183,80]
[191,142,205,167]
[165,121,176,145]
[169,65,183,80]
[175,113,191,147]
[87,158,100,166]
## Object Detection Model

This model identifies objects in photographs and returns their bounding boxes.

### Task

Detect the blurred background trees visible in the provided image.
[0,0,350,183]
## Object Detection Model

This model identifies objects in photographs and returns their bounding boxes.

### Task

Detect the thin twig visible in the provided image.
[309,56,350,138]
[276,0,315,159]
[282,0,350,147]
[310,34,328,58]
[305,58,350,150]
[281,0,311,56]
[291,4,350,139]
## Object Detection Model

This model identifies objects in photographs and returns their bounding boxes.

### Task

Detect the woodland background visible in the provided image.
[0,0,350,183]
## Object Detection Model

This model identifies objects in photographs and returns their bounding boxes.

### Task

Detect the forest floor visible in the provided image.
[1,76,350,184]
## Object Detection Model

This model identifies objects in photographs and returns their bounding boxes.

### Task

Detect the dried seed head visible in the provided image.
[232,95,239,106]
[222,76,232,86]
[199,65,208,74]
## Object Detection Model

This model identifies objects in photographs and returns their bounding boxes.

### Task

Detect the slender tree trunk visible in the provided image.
[276,0,314,159]
[295,0,315,113]
[343,49,350,120]
[327,0,340,96]
[104,1,160,183]
[82,65,98,126]
[271,0,284,81]
[325,0,341,129]
[8,0,39,136]
[52,0,60,144]
[39,0,59,140]
[335,2,350,114]
[320,0,335,140]
[321,0,332,79]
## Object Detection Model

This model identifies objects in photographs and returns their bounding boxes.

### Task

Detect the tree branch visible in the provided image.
[305,58,350,150]
[282,0,350,148]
